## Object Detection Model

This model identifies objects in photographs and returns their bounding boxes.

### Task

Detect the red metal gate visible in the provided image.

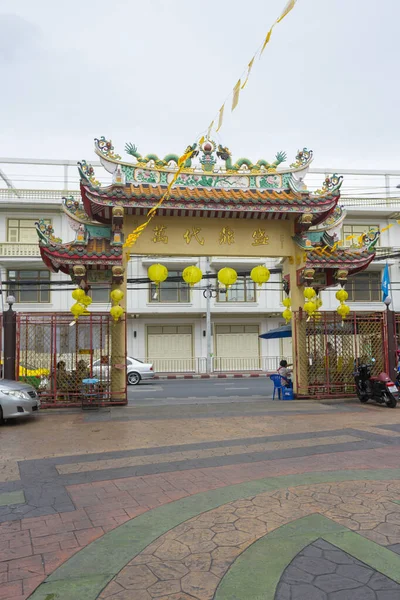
[293,310,388,397]
[16,313,127,406]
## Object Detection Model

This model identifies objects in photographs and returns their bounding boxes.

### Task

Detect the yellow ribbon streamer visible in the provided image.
[241,57,255,89]
[216,104,225,132]
[260,27,274,55]
[277,0,297,23]
[231,79,241,111]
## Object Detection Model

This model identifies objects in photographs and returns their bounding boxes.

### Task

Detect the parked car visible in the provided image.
[92,357,154,386]
[0,380,40,423]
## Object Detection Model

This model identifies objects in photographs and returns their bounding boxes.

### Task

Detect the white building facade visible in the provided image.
[0,161,399,372]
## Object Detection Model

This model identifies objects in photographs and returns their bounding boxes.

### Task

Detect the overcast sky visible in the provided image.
[0,0,399,170]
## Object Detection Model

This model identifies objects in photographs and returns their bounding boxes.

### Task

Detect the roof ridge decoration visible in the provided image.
[36,219,62,245]
[93,136,316,193]
[78,160,101,188]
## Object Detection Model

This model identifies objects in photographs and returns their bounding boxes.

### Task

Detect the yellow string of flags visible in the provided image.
[123,0,298,249]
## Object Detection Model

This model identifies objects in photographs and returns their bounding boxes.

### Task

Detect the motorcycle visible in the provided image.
[354,358,398,408]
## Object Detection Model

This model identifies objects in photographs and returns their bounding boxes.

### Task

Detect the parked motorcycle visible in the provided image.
[354,358,398,408]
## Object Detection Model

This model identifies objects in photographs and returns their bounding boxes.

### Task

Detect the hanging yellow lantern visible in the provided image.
[72,288,85,302]
[182,265,203,286]
[81,295,92,307]
[303,287,316,300]
[282,308,292,323]
[250,265,270,287]
[110,305,124,322]
[315,296,323,310]
[148,263,168,285]
[282,297,291,308]
[337,303,350,319]
[70,302,85,319]
[218,267,237,288]
[304,301,316,315]
[335,289,349,303]
[110,289,124,304]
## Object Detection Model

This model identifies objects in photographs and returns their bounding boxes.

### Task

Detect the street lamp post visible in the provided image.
[3,295,16,380]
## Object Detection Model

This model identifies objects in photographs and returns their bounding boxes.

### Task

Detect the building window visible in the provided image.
[7,219,50,243]
[342,224,380,248]
[346,272,381,302]
[89,286,110,303]
[218,276,256,302]
[8,270,50,303]
[150,270,190,303]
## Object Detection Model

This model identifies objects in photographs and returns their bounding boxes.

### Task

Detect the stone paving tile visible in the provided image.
[101,480,400,600]
[275,539,400,599]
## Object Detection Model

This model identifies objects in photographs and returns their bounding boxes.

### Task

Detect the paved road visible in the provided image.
[127,377,274,405]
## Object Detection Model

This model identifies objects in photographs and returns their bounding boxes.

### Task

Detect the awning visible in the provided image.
[259,325,292,339]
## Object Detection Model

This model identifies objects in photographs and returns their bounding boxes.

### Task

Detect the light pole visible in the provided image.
[3,295,16,380]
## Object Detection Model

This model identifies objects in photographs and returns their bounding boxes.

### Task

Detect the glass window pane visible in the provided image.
[91,287,110,303]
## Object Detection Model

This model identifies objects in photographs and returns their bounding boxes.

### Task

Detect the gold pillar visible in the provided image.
[282,250,308,397]
[110,258,127,403]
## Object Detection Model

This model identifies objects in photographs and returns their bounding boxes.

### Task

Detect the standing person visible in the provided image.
[278,359,292,387]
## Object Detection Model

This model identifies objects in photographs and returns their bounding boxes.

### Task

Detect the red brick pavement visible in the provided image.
[2,444,400,599]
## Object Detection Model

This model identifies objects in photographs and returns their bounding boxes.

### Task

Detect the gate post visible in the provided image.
[386,306,397,379]
[283,255,308,397]
[110,280,127,403]
[3,296,16,380]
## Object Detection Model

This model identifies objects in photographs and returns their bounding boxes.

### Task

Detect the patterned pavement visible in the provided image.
[1,399,400,599]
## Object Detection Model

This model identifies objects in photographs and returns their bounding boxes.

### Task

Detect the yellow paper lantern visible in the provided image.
[337,303,350,319]
[148,263,168,285]
[315,297,323,309]
[110,305,124,322]
[218,267,237,288]
[70,302,85,319]
[182,266,203,286]
[304,301,316,315]
[250,265,270,287]
[282,308,292,323]
[335,289,349,303]
[110,289,124,304]
[303,287,316,300]
[282,297,291,308]
[81,295,92,307]
[72,288,85,302]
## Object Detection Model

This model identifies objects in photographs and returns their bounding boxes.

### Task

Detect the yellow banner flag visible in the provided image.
[277,0,297,23]
[216,104,225,132]
[207,121,214,138]
[260,27,273,56]
[231,79,241,111]
[241,57,255,89]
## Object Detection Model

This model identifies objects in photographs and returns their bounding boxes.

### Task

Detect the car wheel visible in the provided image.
[127,372,141,386]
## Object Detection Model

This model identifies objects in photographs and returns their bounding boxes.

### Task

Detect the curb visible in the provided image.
[153,372,272,380]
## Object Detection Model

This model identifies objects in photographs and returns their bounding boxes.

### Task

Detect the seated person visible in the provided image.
[278,360,292,387]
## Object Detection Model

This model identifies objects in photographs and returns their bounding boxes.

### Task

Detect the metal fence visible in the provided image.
[16,313,127,406]
[293,311,387,397]
[141,356,289,373]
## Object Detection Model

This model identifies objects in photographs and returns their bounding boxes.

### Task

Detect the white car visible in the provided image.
[92,357,154,386]
[0,380,40,423]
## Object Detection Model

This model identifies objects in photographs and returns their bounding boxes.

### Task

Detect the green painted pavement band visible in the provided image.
[0,490,25,507]
[215,514,400,600]
[28,467,400,600]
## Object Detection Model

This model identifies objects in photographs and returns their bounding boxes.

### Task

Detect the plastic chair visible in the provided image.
[270,374,284,400]
[81,378,100,411]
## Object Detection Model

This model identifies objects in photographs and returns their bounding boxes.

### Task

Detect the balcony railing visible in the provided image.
[0,243,41,257]
[0,187,400,209]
